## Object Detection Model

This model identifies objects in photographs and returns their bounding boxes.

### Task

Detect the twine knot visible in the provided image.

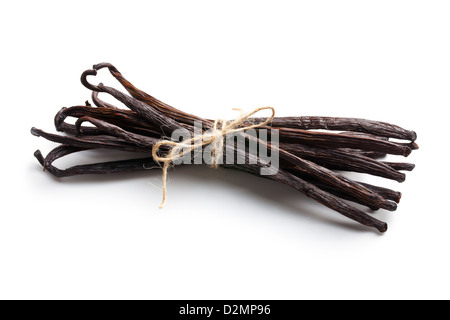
[152,106,275,208]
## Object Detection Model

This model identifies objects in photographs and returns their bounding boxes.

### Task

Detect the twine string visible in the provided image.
[152,106,275,208]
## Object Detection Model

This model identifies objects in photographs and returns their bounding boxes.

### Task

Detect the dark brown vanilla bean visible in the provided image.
[358,182,402,204]
[91,91,121,110]
[259,116,417,141]
[312,178,401,206]
[34,145,386,232]
[74,117,159,148]
[95,63,416,142]
[35,139,391,227]
[400,141,419,150]
[57,104,408,186]
[281,143,406,182]
[81,70,186,135]
[273,146,397,211]
[85,64,415,158]
[31,127,153,152]
[34,146,157,178]
[303,181,380,211]
[83,64,409,218]
[92,63,415,157]
[55,105,166,138]
[336,149,386,159]
[31,62,419,233]
[80,66,404,212]
[75,87,396,213]
[232,162,388,232]
[89,62,210,127]
[37,143,403,210]
[36,141,403,210]
[275,128,412,156]
[381,162,415,171]
[40,141,401,208]
[57,104,411,179]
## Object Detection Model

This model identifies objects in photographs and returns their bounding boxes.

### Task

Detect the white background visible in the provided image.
[1,1,449,299]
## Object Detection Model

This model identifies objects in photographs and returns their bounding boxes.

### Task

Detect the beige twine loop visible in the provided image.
[151,106,275,208]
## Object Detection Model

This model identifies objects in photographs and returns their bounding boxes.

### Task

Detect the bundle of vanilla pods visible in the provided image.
[31,63,418,232]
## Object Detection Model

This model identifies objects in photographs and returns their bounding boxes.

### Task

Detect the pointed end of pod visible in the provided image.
[383,200,397,212]
[397,192,402,203]
[403,147,412,157]
[33,149,44,166]
[30,127,41,137]
[397,173,406,183]
[376,222,388,233]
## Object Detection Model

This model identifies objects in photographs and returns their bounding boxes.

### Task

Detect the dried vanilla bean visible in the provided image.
[31,62,418,233]
[95,63,416,142]
[91,63,416,155]
[80,69,404,211]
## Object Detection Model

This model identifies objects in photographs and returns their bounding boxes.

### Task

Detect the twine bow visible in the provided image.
[152,106,275,208]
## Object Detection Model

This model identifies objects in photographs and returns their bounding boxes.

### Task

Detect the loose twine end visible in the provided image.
[158,162,169,209]
[152,106,275,208]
